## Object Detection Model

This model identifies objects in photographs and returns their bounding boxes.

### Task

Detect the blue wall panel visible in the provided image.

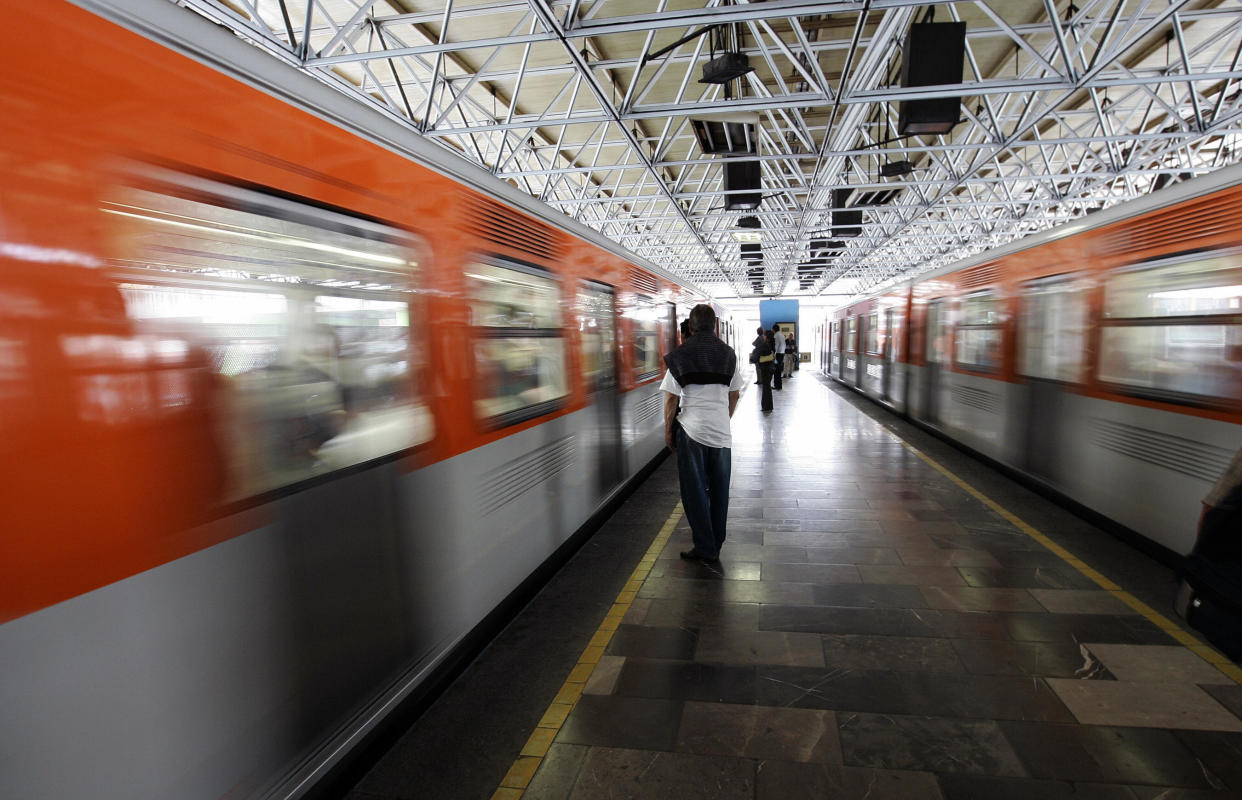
[759,299,799,332]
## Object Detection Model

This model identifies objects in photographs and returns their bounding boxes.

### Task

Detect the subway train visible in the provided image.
[815,163,1242,563]
[0,2,738,797]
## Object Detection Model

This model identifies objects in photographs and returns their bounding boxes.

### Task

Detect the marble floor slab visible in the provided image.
[1047,679,1242,731]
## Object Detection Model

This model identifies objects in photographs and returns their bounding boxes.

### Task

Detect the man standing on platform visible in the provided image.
[661,304,744,563]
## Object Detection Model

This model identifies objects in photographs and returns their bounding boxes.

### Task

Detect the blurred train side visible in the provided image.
[815,165,1242,557]
[0,2,736,798]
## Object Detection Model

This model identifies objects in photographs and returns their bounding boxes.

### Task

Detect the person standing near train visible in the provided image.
[662,304,744,563]
[752,326,775,413]
[772,326,785,390]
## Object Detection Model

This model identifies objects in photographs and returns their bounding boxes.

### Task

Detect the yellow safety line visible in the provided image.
[490,503,685,800]
[898,439,1242,685]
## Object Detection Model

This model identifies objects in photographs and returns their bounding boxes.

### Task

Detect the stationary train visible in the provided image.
[0,2,737,797]
[815,163,1242,560]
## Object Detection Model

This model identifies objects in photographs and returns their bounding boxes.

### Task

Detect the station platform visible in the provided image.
[347,369,1242,800]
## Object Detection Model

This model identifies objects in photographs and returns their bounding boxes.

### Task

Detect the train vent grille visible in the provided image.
[632,391,663,428]
[952,384,999,414]
[960,263,1002,289]
[464,196,559,262]
[1099,195,1242,257]
[1089,419,1234,483]
[631,269,658,295]
[478,435,577,516]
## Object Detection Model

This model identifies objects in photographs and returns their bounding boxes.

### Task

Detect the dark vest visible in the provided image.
[664,332,737,387]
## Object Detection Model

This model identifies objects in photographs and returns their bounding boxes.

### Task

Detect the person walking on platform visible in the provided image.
[752,327,774,413]
[751,326,764,385]
[783,332,796,378]
[772,328,784,390]
[662,304,744,563]
[789,331,799,372]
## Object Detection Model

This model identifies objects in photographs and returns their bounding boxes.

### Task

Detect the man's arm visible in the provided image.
[728,390,740,417]
[663,391,680,451]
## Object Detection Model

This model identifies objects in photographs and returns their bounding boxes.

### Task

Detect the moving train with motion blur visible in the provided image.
[815,163,1242,563]
[0,2,738,797]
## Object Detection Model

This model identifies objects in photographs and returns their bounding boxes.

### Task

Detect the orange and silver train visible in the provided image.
[816,163,1242,562]
[0,2,739,797]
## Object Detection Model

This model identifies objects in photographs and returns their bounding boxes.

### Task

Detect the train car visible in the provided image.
[0,2,721,798]
[821,163,1242,562]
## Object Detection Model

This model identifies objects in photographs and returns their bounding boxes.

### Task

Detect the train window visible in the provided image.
[955,291,1002,371]
[1098,251,1242,403]
[577,285,616,393]
[865,312,880,355]
[467,260,567,425]
[1018,276,1087,382]
[103,172,431,501]
[630,295,662,381]
[846,317,858,353]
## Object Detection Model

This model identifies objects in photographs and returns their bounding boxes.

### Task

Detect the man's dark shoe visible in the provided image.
[680,549,719,563]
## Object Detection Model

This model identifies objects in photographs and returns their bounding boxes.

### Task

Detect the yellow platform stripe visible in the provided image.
[898,439,1240,685]
[490,503,684,800]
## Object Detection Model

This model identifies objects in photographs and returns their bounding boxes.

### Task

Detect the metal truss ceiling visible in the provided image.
[175,0,1242,299]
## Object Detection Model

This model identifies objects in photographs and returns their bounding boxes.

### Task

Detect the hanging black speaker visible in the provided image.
[724,161,761,210]
[832,188,861,237]
[897,22,966,135]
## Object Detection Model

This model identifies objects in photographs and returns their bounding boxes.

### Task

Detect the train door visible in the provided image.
[1017,276,1087,482]
[850,316,863,387]
[881,308,894,401]
[924,299,946,425]
[579,282,622,496]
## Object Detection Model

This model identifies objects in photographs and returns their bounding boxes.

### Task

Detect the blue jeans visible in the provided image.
[676,427,731,559]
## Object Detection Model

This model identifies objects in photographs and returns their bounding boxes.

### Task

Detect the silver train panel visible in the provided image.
[894,367,1242,555]
[1058,395,1242,554]
[0,403,654,799]
[622,382,667,474]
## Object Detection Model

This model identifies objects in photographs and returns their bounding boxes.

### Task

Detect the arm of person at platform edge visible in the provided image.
[1199,445,1242,531]
[727,352,745,418]
[663,391,680,451]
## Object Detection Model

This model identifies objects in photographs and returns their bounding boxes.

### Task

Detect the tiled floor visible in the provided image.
[523,372,1242,800]
[350,369,1242,800]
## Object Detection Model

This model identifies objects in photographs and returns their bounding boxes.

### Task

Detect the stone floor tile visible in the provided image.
[755,761,944,799]
[1172,730,1242,791]
[897,548,1003,567]
[760,562,862,584]
[695,628,827,667]
[951,639,1115,679]
[838,713,1027,777]
[1047,680,1242,731]
[1004,612,1177,645]
[803,545,904,565]
[676,701,841,763]
[936,775,1136,800]
[555,696,684,751]
[648,558,761,581]
[811,582,930,609]
[1084,644,1235,684]
[1029,589,1139,615]
[958,567,1099,589]
[637,576,817,605]
[821,634,966,673]
[612,659,757,704]
[640,598,761,630]
[857,564,970,586]
[524,744,589,800]
[566,747,755,800]
[921,586,1047,613]
[998,722,1214,786]
[605,624,698,660]
[582,656,625,696]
